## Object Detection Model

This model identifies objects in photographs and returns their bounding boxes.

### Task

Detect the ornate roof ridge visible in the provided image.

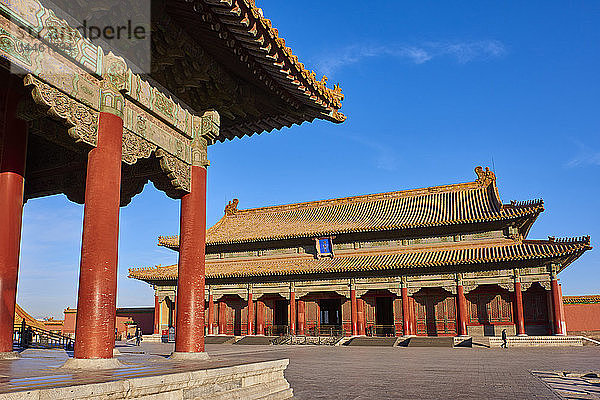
[162,200,544,247]
[157,236,178,248]
[507,199,545,209]
[547,235,591,246]
[525,236,592,247]
[201,0,345,121]
[157,166,549,247]
[231,166,493,216]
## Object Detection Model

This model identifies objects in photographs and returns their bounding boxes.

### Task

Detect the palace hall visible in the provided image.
[129,166,591,339]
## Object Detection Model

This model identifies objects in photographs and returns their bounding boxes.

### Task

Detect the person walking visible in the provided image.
[501,328,508,348]
[135,327,142,346]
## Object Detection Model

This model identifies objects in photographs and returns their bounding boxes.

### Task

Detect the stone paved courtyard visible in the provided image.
[129,342,600,399]
[0,342,598,399]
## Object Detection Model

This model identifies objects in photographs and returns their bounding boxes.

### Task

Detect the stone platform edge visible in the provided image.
[488,336,584,347]
[0,358,293,400]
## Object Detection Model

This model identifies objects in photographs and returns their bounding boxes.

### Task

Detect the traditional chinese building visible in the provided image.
[0,0,344,368]
[129,167,591,338]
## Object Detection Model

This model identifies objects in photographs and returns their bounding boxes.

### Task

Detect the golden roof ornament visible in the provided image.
[474,166,496,185]
[225,199,239,216]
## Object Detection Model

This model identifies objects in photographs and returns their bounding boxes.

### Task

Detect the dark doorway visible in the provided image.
[232,299,243,336]
[273,300,288,335]
[375,297,394,336]
[166,298,175,328]
[319,299,342,331]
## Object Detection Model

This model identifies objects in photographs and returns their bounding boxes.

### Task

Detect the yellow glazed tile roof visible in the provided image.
[158,167,544,247]
[201,0,345,124]
[130,236,591,280]
[14,304,45,330]
[563,295,600,304]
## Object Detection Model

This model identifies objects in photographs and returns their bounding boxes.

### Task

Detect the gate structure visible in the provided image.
[0,0,344,365]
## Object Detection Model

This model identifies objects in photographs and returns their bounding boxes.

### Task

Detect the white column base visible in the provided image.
[60,357,124,370]
[0,351,20,360]
[169,352,210,361]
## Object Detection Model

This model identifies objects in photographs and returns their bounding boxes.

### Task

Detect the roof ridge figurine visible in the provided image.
[224,198,239,216]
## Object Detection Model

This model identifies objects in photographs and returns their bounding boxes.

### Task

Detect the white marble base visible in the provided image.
[0,351,20,360]
[2,359,292,399]
[169,351,210,361]
[60,357,124,370]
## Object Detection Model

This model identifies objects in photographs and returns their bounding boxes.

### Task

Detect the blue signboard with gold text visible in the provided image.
[318,238,332,255]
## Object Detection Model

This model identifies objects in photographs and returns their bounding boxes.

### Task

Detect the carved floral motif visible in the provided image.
[156,149,191,193]
[23,74,98,147]
[102,52,128,91]
[122,129,156,165]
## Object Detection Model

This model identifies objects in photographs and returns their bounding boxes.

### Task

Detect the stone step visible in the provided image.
[582,336,600,346]
[234,336,276,345]
[205,335,236,344]
[454,336,473,347]
[140,334,162,343]
[344,337,398,347]
[397,336,455,347]
[287,336,342,345]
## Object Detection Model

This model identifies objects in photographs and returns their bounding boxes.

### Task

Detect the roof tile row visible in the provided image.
[159,167,544,247]
[131,238,590,280]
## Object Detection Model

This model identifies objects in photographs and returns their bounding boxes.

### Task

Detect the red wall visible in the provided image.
[62,307,155,336]
[62,308,77,337]
[116,308,154,335]
[565,303,600,333]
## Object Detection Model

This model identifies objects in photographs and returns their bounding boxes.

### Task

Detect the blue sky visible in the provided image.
[17,1,600,319]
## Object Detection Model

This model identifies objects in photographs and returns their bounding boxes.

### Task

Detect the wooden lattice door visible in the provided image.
[414,292,456,336]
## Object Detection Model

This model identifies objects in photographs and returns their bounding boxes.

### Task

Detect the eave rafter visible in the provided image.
[162,0,345,142]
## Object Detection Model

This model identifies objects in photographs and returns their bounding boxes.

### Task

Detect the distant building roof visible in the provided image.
[563,295,600,305]
[158,166,544,247]
[14,304,45,330]
[130,236,591,281]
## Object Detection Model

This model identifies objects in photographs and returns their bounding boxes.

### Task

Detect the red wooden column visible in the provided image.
[551,273,566,335]
[297,300,305,335]
[289,287,296,335]
[409,297,416,335]
[456,276,468,336]
[350,282,358,335]
[73,87,123,360]
[256,299,265,335]
[514,276,526,336]
[558,284,567,333]
[0,74,27,355]
[153,296,160,334]
[401,284,410,336]
[218,299,226,334]
[207,291,214,335]
[357,298,366,335]
[173,165,207,355]
[247,289,254,335]
[546,290,554,335]
[172,295,177,327]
